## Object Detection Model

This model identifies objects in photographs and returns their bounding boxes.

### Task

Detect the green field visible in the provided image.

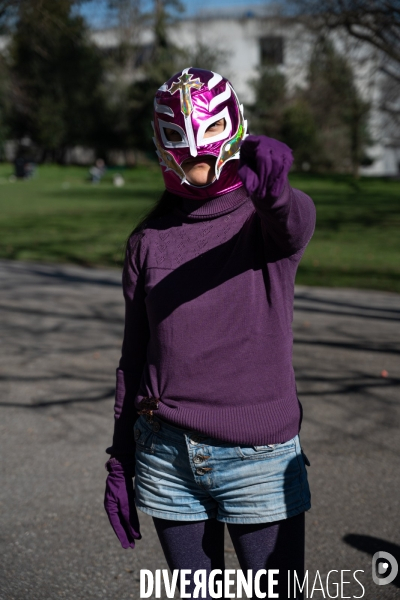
[0,164,399,292]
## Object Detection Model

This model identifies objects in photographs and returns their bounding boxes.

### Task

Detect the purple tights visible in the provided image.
[153,512,305,599]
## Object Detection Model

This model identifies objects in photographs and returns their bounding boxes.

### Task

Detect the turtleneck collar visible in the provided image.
[174,186,250,220]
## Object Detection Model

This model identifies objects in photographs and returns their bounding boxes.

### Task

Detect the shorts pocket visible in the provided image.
[134,419,156,454]
[236,438,296,460]
[301,449,311,467]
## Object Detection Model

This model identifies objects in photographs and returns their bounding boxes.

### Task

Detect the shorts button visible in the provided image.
[195,467,212,475]
[134,429,141,441]
[152,421,161,432]
[194,454,209,464]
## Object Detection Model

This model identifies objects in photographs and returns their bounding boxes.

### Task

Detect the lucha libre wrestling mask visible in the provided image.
[152,67,247,200]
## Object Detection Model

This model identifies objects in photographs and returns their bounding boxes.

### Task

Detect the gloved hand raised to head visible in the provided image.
[104,457,141,549]
[238,135,294,202]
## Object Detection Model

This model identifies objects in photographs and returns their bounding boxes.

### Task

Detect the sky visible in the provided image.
[79,0,273,28]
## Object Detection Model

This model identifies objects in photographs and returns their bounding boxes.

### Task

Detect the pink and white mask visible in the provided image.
[152,67,247,200]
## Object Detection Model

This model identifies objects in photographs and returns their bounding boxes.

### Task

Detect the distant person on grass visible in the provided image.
[89,158,105,184]
[104,68,315,598]
[14,155,36,179]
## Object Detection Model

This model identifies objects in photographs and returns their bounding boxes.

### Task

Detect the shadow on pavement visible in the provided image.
[344,534,400,588]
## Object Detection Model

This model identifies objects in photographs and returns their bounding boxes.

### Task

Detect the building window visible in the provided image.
[259,36,284,66]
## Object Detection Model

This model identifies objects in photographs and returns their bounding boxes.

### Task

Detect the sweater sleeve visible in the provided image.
[253,181,316,257]
[106,232,150,458]
[238,135,316,256]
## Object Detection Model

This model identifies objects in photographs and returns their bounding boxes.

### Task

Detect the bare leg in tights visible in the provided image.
[153,512,304,599]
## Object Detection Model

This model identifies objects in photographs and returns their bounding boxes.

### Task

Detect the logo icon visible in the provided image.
[372,551,398,586]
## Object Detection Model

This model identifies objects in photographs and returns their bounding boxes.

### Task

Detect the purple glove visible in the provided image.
[238,135,294,201]
[104,457,141,549]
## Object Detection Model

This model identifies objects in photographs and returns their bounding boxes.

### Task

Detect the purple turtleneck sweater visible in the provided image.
[108,180,316,457]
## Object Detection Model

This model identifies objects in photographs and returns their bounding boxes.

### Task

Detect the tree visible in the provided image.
[305,36,371,174]
[123,0,184,150]
[247,66,322,170]
[247,66,321,170]
[124,0,227,150]
[247,66,287,139]
[247,35,370,174]
[286,0,400,67]
[285,0,400,143]
[280,100,320,169]
[0,54,10,158]
[8,0,108,161]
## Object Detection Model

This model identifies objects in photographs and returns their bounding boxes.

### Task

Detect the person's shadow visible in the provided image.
[344,534,400,588]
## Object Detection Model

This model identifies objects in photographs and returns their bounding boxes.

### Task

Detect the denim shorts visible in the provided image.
[134,415,311,524]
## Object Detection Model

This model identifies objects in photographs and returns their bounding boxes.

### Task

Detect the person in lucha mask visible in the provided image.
[104,68,316,598]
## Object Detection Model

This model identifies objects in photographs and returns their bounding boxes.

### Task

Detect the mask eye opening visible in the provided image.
[158,119,189,149]
[164,127,184,143]
[205,118,226,135]
[197,107,232,148]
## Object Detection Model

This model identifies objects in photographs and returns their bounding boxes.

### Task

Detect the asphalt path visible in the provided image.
[0,259,399,600]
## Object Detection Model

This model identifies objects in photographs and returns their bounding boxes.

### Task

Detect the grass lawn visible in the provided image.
[0,163,399,292]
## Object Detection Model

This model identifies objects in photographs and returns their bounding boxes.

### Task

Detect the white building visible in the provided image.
[93,9,399,175]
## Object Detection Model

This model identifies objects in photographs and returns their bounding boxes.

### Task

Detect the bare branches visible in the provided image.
[285,0,400,146]
[288,0,400,63]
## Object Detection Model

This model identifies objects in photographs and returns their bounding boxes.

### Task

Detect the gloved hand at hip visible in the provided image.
[104,457,141,549]
[238,135,294,201]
